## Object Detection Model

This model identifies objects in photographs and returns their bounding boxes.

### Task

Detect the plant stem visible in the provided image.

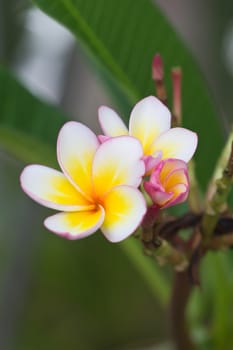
[170,270,196,350]
[202,139,233,241]
[151,238,189,272]
[188,160,203,213]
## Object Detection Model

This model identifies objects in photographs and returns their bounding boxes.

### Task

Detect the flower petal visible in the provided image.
[163,184,189,208]
[151,127,198,162]
[44,206,105,240]
[20,165,93,211]
[101,185,146,242]
[129,96,171,155]
[159,159,188,184]
[143,181,173,206]
[57,121,99,200]
[92,136,145,197]
[98,135,111,143]
[143,151,162,174]
[164,169,189,191]
[98,106,128,136]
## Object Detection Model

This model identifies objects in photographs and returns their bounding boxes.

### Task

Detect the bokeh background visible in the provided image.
[0,1,233,349]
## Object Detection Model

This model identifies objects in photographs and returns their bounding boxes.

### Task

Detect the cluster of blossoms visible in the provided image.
[20,96,197,242]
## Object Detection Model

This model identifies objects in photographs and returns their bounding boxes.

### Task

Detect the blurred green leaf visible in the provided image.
[0,66,66,166]
[188,251,233,350]
[17,233,169,350]
[0,0,25,61]
[34,0,223,189]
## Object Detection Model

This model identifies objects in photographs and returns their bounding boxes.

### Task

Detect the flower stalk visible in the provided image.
[153,238,189,271]
[202,133,233,241]
[152,54,168,106]
[171,67,182,127]
[188,160,203,213]
[171,270,196,350]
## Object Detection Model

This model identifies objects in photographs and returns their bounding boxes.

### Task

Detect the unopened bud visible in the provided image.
[152,54,167,104]
[171,67,182,126]
[152,54,164,81]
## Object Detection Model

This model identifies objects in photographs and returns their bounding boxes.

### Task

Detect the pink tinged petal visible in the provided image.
[57,122,99,200]
[143,151,162,174]
[163,184,189,209]
[98,135,111,143]
[129,96,171,155]
[98,106,128,137]
[92,136,145,197]
[151,127,198,162]
[158,159,189,189]
[44,206,105,240]
[164,168,189,191]
[144,181,173,206]
[20,165,93,211]
[164,166,189,205]
[160,158,187,182]
[149,161,164,186]
[101,185,147,242]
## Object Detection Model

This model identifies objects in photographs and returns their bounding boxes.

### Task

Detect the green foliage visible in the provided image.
[0,66,66,166]
[17,233,169,350]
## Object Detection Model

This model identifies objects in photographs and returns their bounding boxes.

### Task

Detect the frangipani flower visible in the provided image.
[143,158,189,209]
[98,96,197,171]
[20,122,146,242]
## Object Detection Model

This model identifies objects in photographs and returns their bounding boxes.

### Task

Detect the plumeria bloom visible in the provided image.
[143,158,189,209]
[20,122,146,242]
[98,96,197,172]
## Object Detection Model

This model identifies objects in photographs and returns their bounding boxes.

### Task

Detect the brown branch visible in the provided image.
[207,232,233,250]
[170,270,196,350]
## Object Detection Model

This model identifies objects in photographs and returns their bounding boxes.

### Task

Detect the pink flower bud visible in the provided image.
[143,158,189,209]
[171,67,182,123]
[152,54,164,81]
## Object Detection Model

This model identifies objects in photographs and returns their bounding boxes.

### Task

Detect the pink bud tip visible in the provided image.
[171,67,182,121]
[152,54,164,81]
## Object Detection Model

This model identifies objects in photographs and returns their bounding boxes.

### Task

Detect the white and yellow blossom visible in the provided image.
[98,96,197,172]
[20,122,146,242]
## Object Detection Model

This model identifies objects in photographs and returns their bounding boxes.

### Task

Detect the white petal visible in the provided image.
[57,121,99,200]
[98,106,128,136]
[151,127,198,162]
[92,136,145,198]
[20,165,93,211]
[44,206,105,240]
[129,96,171,155]
[101,185,146,242]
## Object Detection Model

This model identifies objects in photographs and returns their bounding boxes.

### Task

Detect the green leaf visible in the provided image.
[0,66,66,166]
[33,0,224,189]
[200,252,233,349]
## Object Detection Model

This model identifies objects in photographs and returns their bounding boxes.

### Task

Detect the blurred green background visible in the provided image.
[0,1,233,349]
